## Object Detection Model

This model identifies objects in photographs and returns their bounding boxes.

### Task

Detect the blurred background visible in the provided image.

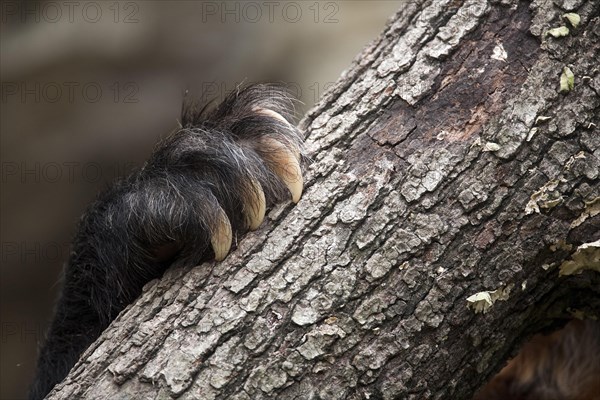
[0,0,400,398]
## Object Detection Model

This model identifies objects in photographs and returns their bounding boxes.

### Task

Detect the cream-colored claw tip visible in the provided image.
[210,207,232,261]
[254,107,292,127]
[259,138,303,203]
[244,179,266,230]
[287,169,303,203]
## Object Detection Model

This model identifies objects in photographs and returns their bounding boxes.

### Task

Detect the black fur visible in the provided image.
[29,84,304,399]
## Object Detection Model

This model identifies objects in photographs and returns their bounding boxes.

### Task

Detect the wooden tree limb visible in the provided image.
[49,0,599,398]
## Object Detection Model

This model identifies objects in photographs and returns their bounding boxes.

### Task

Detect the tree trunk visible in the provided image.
[48,0,600,399]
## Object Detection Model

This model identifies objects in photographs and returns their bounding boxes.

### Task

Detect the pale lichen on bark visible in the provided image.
[49,0,599,399]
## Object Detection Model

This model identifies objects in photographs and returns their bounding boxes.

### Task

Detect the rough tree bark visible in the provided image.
[48,0,599,399]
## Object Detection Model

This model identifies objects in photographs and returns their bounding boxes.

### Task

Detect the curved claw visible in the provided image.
[258,137,303,203]
[254,107,292,126]
[243,178,266,230]
[210,206,232,261]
